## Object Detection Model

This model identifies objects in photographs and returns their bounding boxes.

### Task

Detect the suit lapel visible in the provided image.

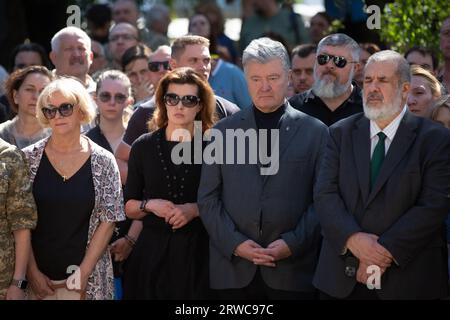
[352,116,371,205]
[367,112,418,205]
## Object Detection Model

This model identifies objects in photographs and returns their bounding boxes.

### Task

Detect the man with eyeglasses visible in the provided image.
[108,22,139,70]
[147,45,172,96]
[289,33,363,127]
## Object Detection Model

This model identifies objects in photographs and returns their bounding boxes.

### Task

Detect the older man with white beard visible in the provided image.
[289,33,363,126]
[313,50,450,300]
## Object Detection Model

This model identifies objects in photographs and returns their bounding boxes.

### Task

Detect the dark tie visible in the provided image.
[370,132,386,189]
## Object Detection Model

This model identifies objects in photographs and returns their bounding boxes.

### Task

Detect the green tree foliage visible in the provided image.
[379,0,450,54]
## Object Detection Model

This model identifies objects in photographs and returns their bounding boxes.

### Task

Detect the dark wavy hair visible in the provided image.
[149,67,217,133]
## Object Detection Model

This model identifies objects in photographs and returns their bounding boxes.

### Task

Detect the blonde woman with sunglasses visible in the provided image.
[22,77,125,300]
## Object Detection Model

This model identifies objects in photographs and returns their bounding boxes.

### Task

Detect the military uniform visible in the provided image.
[0,138,37,299]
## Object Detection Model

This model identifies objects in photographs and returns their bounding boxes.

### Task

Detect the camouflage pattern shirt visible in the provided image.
[0,138,37,299]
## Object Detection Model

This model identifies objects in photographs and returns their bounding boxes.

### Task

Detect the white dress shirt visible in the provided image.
[370,105,407,158]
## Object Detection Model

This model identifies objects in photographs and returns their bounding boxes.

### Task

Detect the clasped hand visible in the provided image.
[234,239,292,267]
[148,199,198,230]
[346,232,393,284]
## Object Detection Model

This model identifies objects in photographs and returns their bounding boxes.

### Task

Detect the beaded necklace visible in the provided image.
[155,130,191,203]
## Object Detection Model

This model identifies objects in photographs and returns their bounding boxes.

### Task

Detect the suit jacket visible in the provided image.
[313,111,450,299]
[198,103,328,292]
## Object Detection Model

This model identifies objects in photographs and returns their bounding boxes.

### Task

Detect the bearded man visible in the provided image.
[289,33,362,127]
[313,50,450,299]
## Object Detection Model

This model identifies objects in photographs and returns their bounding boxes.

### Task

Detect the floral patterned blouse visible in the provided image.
[23,136,125,300]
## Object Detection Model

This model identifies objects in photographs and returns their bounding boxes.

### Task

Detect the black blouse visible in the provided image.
[124,128,203,231]
[32,152,94,280]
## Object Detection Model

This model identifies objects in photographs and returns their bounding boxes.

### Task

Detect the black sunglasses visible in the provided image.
[317,54,356,68]
[98,92,128,104]
[164,93,200,108]
[149,61,170,72]
[41,103,74,120]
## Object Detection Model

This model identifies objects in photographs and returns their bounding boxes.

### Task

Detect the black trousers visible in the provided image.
[214,269,317,300]
[320,283,379,300]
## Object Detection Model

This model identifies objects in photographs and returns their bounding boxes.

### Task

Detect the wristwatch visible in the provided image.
[140,199,152,214]
[140,199,148,212]
[11,279,28,290]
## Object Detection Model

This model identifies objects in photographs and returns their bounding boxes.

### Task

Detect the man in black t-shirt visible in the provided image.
[115,35,239,182]
[289,33,363,127]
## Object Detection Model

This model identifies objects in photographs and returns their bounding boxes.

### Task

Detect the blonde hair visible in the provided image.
[410,65,442,98]
[430,94,450,121]
[36,77,96,127]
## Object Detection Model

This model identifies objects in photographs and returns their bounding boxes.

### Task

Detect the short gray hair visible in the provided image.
[242,37,290,72]
[51,26,91,53]
[317,33,360,61]
[366,50,411,84]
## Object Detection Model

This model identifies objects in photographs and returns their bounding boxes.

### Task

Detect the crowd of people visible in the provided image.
[0,0,449,301]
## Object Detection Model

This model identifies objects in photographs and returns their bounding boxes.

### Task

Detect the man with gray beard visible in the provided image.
[313,50,450,299]
[289,33,363,126]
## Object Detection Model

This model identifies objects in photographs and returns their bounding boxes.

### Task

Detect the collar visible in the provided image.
[211,59,223,78]
[370,105,407,140]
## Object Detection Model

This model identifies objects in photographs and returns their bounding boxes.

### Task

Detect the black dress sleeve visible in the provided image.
[124,136,146,202]
[123,106,155,145]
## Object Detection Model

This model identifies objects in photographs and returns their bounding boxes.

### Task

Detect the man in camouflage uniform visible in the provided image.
[0,138,37,299]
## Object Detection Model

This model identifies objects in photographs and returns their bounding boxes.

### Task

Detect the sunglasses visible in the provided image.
[148,61,170,72]
[98,92,128,104]
[41,103,74,120]
[317,54,357,68]
[164,93,200,108]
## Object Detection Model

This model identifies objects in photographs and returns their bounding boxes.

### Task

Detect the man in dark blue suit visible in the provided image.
[314,50,450,299]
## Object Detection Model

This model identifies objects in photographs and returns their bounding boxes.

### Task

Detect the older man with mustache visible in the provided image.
[289,33,363,126]
[313,50,450,299]
[50,27,96,94]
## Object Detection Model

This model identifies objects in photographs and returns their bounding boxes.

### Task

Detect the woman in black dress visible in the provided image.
[123,67,217,299]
